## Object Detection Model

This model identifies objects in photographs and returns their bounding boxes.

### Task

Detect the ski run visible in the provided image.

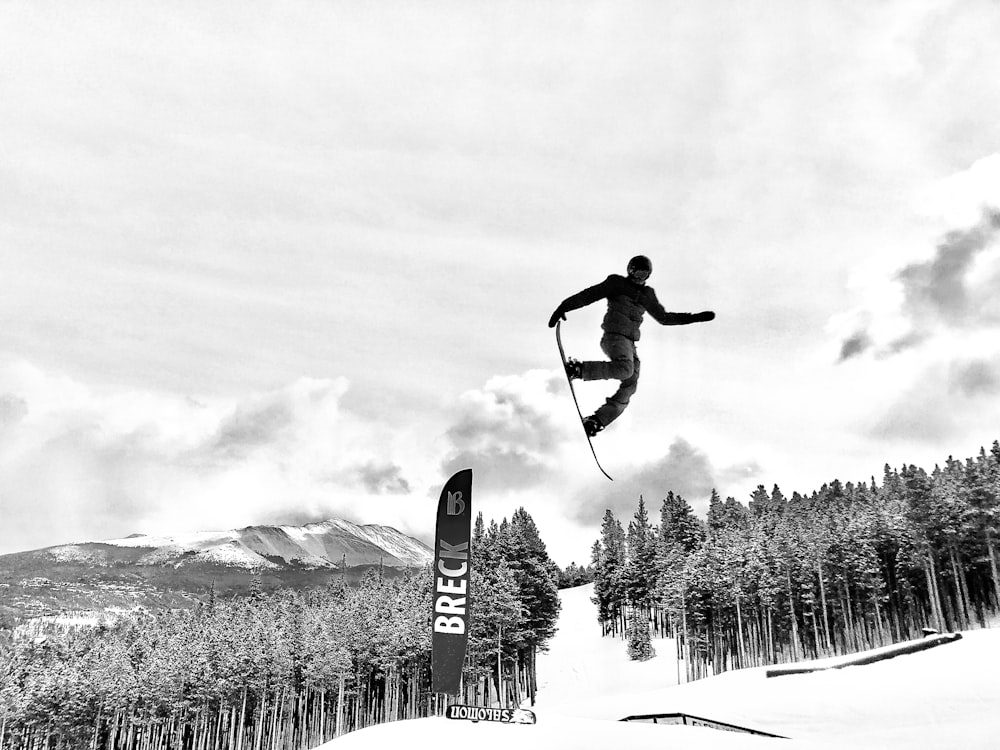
[322,582,1000,750]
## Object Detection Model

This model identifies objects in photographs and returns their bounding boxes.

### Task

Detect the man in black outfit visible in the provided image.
[548,255,715,436]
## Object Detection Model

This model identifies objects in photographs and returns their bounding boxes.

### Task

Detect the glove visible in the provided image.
[548,308,567,328]
[694,311,715,323]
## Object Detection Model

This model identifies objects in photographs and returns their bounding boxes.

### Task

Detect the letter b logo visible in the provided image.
[447,491,465,516]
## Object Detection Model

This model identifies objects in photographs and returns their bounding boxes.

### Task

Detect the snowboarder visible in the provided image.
[548,255,715,436]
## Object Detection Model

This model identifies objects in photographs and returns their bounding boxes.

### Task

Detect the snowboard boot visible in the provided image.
[565,358,583,380]
[582,416,604,438]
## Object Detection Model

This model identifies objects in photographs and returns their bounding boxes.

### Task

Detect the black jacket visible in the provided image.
[553,274,710,341]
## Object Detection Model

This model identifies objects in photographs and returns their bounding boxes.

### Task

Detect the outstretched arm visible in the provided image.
[644,287,715,325]
[667,310,715,324]
[548,276,613,327]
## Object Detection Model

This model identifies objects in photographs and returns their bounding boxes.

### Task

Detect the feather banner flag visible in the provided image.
[431,468,472,695]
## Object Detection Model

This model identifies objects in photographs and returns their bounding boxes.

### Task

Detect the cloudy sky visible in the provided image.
[2,1,1000,566]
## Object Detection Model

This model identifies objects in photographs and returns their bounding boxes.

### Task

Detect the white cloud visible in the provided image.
[0,362,431,554]
[834,156,1000,363]
[828,156,1000,454]
[567,436,763,526]
[918,153,1000,229]
[0,362,621,564]
[440,369,574,492]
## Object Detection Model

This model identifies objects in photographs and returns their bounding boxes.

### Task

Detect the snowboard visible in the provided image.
[555,321,613,481]
[445,704,537,725]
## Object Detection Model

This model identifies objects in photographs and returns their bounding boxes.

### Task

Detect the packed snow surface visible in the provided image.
[182,543,279,569]
[321,583,1000,750]
[102,530,238,548]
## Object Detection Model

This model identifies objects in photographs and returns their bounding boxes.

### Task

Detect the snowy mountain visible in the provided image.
[0,519,433,618]
[323,583,1000,750]
[19,518,432,571]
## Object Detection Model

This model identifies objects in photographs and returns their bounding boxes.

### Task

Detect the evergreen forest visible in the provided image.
[0,509,560,750]
[592,442,1000,680]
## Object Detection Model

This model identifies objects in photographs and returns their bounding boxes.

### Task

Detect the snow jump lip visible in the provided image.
[765,631,963,678]
[619,712,788,738]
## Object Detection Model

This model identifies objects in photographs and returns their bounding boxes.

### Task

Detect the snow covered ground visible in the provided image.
[320,583,1000,750]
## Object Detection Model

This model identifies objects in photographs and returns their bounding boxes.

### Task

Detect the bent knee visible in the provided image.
[609,359,635,380]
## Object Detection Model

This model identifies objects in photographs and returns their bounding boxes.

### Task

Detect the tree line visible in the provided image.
[556,562,594,589]
[0,508,559,750]
[591,442,1000,679]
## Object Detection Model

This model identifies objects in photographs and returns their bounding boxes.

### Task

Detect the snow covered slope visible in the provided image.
[320,583,1000,750]
[20,519,433,571]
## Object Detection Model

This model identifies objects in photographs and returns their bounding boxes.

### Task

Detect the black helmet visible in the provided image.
[627,255,652,275]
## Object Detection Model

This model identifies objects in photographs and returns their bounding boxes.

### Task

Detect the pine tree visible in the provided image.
[468,562,523,705]
[625,496,657,608]
[626,613,656,662]
[506,508,561,649]
[706,488,725,531]
[593,509,627,634]
[967,446,1000,609]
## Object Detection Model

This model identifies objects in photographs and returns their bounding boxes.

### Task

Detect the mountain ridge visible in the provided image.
[20,518,433,571]
[0,518,434,621]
